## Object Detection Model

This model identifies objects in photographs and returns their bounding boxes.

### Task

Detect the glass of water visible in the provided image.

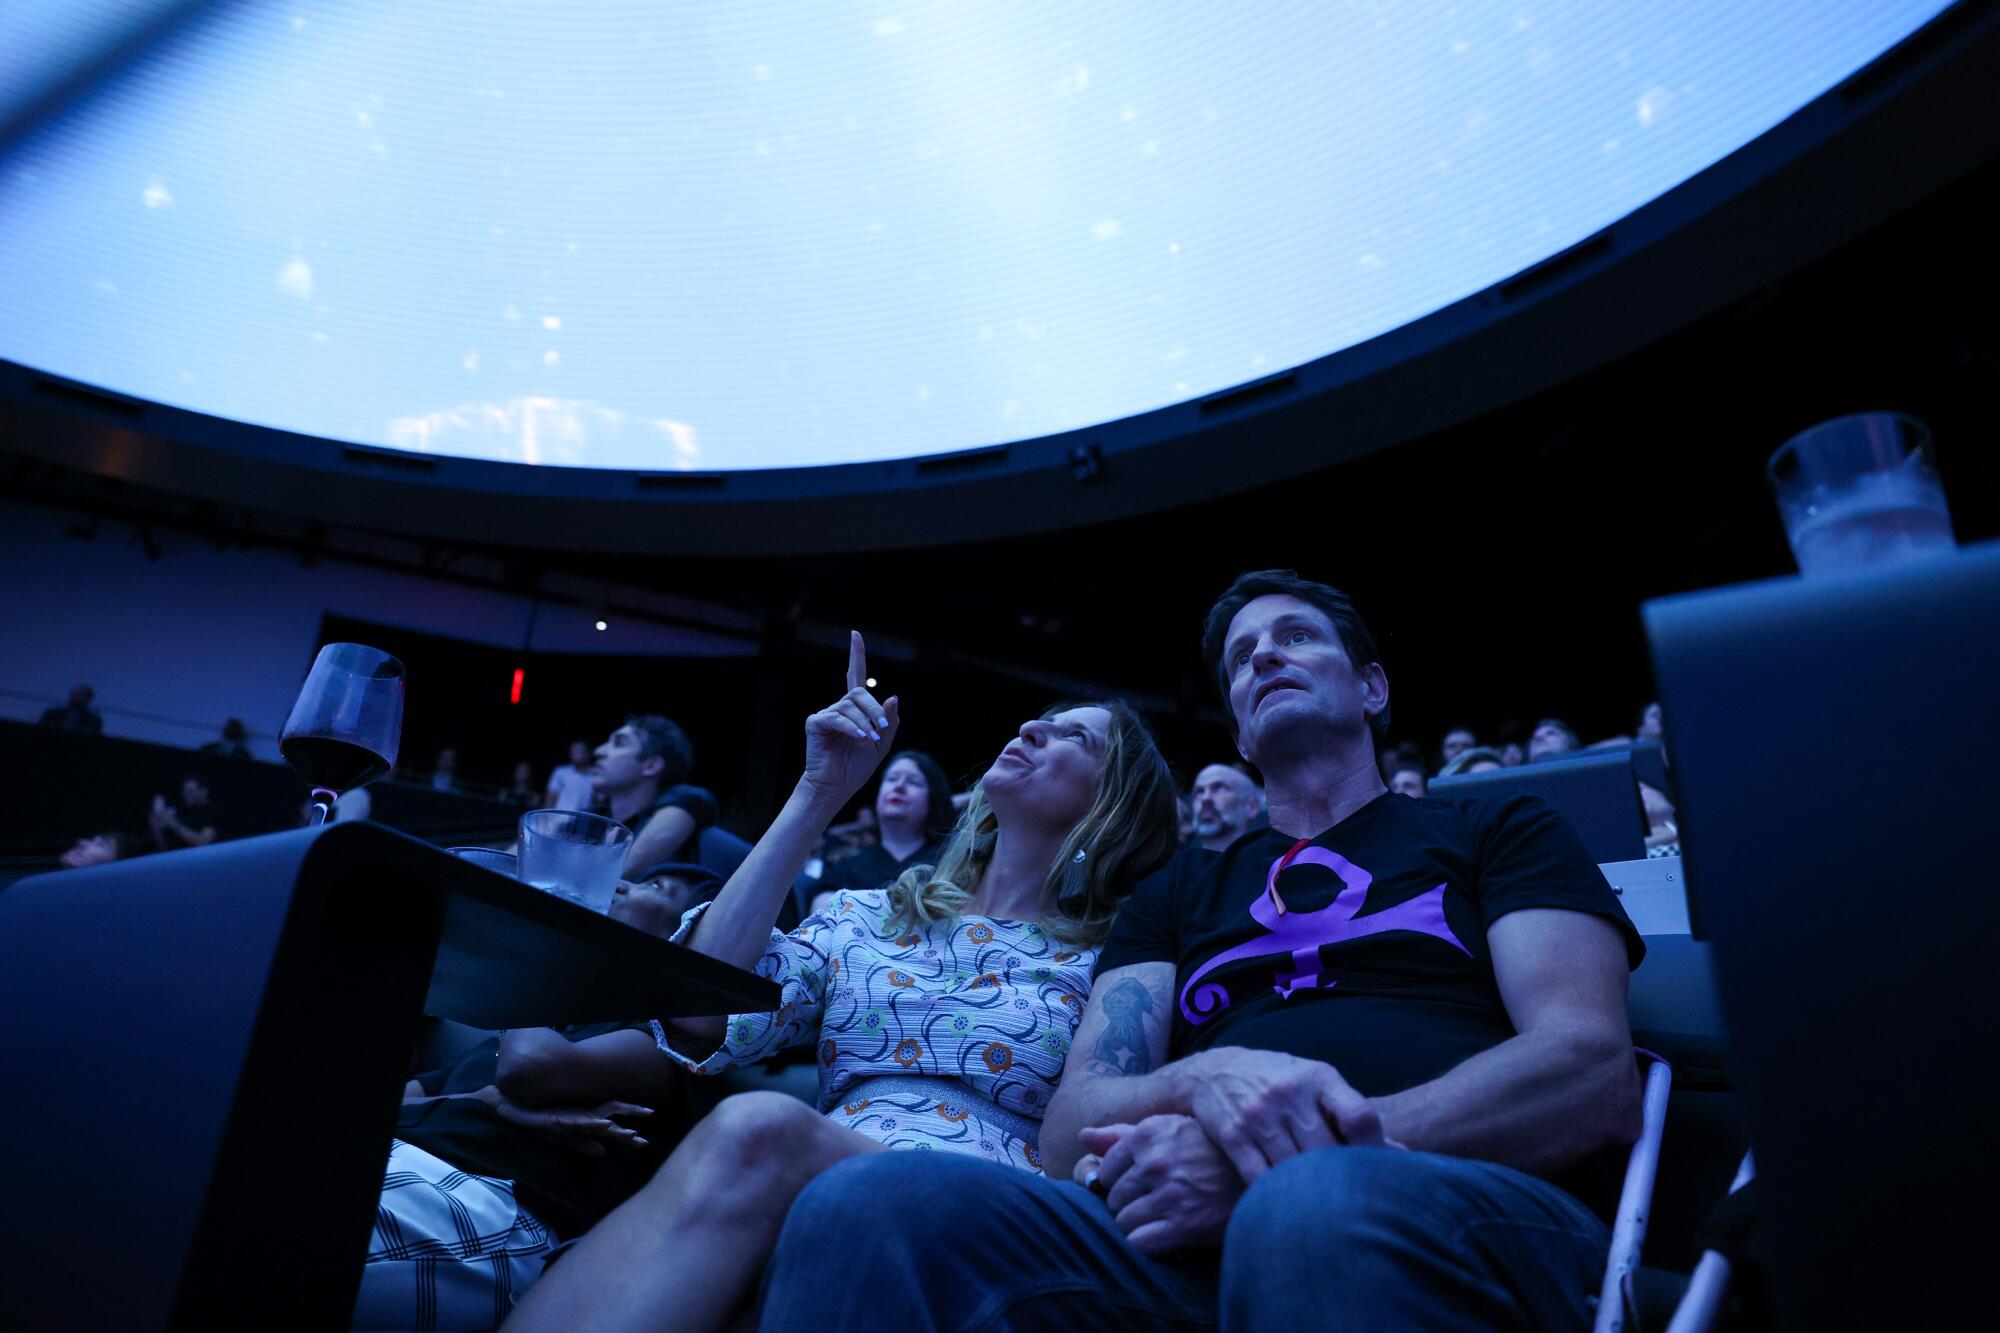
[517,809,632,912]
[1767,413,1956,576]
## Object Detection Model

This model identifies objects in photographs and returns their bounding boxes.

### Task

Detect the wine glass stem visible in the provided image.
[309,788,339,826]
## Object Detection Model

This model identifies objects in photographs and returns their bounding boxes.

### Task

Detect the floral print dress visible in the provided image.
[652,889,1095,1173]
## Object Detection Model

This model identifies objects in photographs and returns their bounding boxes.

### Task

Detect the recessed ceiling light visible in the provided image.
[594,619,608,631]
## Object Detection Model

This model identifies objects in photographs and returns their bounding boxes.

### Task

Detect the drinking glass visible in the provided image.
[282,643,405,826]
[517,809,632,912]
[1767,413,1956,576]
[449,846,519,876]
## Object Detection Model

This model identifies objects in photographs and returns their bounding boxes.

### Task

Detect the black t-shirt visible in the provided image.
[1097,791,1644,1214]
[643,784,719,841]
[817,835,948,895]
[160,799,222,849]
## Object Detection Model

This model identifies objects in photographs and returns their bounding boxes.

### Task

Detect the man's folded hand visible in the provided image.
[1171,1046,1386,1183]
[1078,1115,1244,1256]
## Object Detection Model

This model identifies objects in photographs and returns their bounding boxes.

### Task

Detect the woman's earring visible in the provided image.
[1058,848,1090,915]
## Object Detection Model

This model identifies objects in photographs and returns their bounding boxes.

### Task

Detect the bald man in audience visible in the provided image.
[1190,763,1265,852]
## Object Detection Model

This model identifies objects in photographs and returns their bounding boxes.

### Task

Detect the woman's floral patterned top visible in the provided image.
[653,889,1096,1173]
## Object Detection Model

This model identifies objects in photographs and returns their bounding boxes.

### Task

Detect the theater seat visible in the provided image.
[695,824,815,930]
[1622,937,1748,1325]
[694,825,754,878]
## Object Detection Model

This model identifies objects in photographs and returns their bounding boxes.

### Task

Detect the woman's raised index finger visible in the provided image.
[847,630,868,692]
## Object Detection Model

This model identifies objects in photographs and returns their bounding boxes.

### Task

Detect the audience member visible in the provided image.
[1499,740,1526,766]
[1438,745,1505,777]
[148,776,219,850]
[1640,783,1680,858]
[1440,726,1477,767]
[753,570,1644,1332]
[609,862,725,936]
[1377,739,1424,781]
[544,740,598,811]
[1387,761,1427,797]
[590,715,718,875]
[505,633,1179,1331]
[430,748,461,793]
[38,684,103,733]
[1190,762,1265,852]
[353,870,729,1330]
[810,750,955,914]
[823,804,879,851]
[1528,717,1581,763]
[500,760,538,806]
[59,831,132,868]
[199,718,253,760]
[1638,701,1665,745]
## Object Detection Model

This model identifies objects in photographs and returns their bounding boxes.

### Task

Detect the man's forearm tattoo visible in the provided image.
[1091,977,1159,1075]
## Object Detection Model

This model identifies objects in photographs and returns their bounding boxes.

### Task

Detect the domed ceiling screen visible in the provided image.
[0,0,1949,471]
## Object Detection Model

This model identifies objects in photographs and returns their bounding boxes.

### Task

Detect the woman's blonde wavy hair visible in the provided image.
[884,699,1180,948]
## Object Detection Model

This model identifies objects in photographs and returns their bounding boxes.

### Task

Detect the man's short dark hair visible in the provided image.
[625,715,694,787]
[1201,569,1389,744]
[1530,717,1582,759]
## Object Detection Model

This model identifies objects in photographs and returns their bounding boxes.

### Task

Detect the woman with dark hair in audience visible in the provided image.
[809,748,955,913]
[506,635,1180,1331]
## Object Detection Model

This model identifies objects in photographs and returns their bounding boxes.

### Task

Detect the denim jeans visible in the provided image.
[758,1146,1610,1332]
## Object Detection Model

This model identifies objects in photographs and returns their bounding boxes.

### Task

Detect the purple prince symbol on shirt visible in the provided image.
[1179,845,1471,1025]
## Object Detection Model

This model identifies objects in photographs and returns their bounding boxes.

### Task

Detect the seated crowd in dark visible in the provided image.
[37,571,1684,1330]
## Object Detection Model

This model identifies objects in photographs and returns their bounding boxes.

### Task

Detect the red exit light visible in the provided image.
[510,667,525,705]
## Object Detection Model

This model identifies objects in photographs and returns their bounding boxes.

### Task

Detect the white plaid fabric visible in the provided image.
[350,1138,556,1331]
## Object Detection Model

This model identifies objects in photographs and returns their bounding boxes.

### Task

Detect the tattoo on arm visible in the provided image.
[1090,978,1159,1076]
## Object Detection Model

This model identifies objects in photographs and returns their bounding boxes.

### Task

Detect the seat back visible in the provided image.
[1632,928,1744,1272]
[1625,936,1746,1276]
[694,824,753,878]
[1645,541,2000,1328]
[1431,750,1649,861]
[695,823,811,931]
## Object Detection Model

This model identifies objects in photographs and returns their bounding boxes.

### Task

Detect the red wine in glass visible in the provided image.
[282,643,405,825]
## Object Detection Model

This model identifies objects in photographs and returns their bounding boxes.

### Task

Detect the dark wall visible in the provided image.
[0,718,522,861]
[315,613,1080,834]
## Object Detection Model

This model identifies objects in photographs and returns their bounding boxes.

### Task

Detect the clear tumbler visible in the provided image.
[1767,412,1955,576]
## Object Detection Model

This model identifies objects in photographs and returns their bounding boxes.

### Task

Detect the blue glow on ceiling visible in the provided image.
[0,0,1950,470]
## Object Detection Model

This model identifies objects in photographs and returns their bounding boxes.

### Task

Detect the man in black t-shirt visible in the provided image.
[758,570,1645,1332]
[588,714,720,875]
[148,775,221,850]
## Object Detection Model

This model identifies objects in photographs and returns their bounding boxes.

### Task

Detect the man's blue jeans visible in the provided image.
[758,1146,1610,1331]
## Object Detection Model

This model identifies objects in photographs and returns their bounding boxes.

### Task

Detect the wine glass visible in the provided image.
[282,643,405,826]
